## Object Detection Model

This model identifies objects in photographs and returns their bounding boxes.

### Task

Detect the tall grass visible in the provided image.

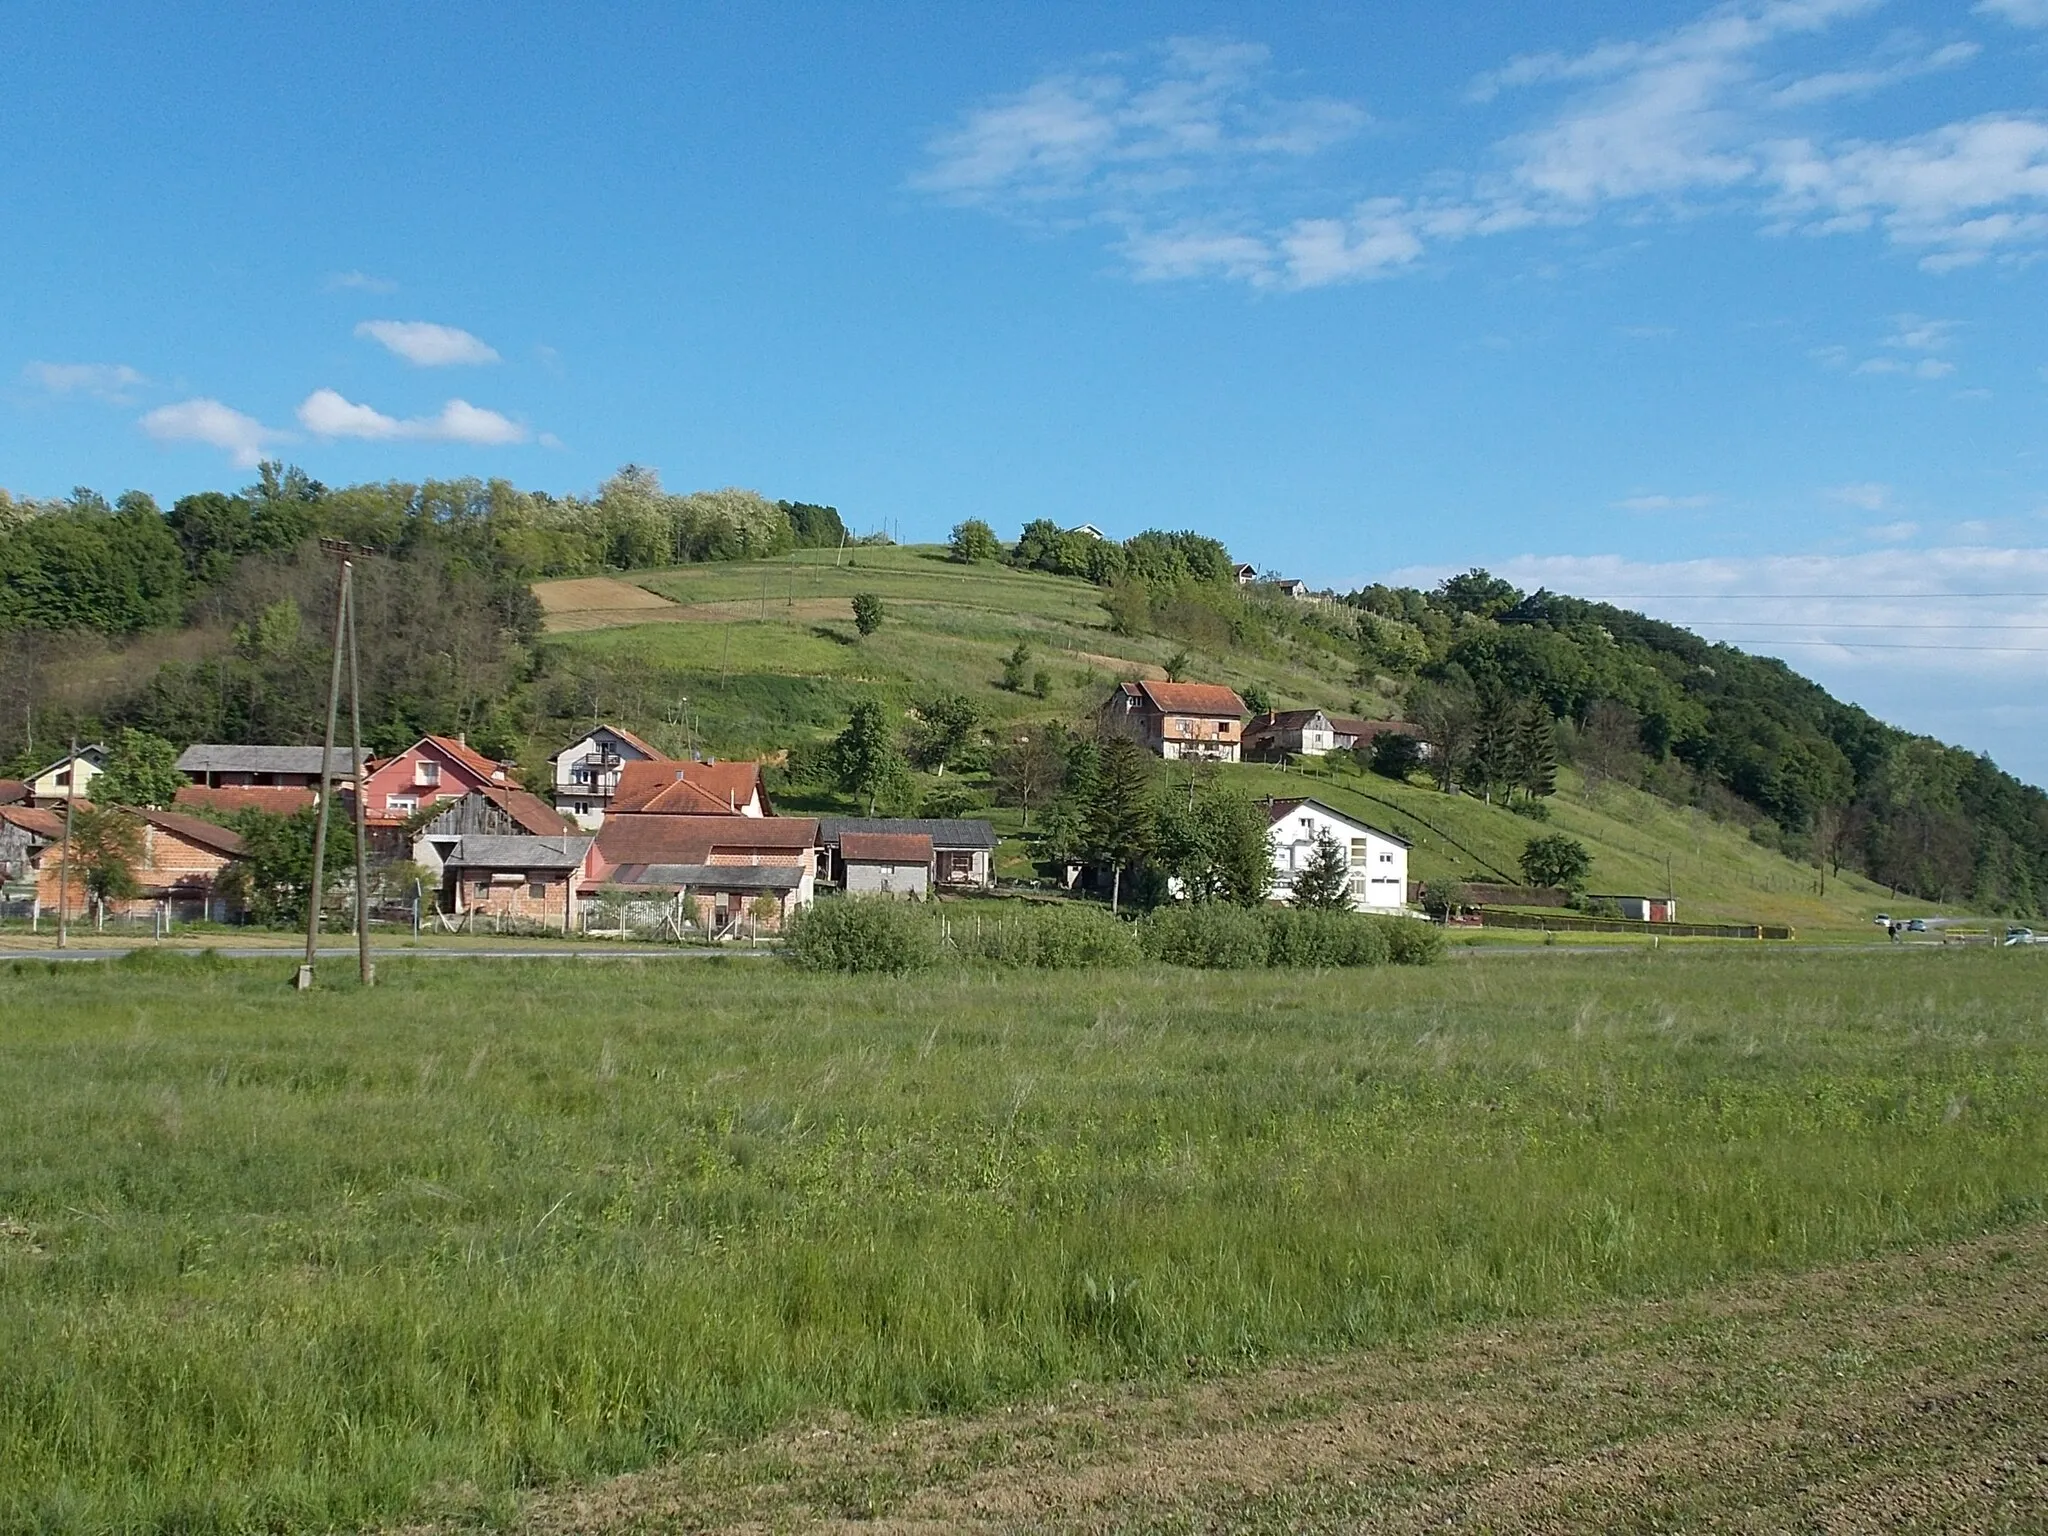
[1,948,2044,1531]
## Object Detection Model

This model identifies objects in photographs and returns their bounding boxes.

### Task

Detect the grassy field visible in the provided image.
[530,549,1943,935]
[3,947,2045,1532]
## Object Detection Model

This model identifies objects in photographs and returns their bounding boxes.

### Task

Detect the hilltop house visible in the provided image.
[1102,680,1248,762]
[24,744,106,807]
[1274,578,1311,600]
[356,735,515,855]
[608,758,770,817]
[1244,709,1337,761]
[1266,797,1410,914]
[1232,563,1258,586]
[592,813,818,936]
[817,817,997,890]
[547,724,662,828]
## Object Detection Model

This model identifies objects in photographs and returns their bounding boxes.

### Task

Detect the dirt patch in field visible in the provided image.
[475,1225,2048,1534]
[535,578,680,615]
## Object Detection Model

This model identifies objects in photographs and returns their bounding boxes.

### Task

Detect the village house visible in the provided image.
[2,803,246,923]
[817,817,997,890]
[439,833,596,931]
[1232,563,1259,586]
[1328,716,1427,756]
[608,758,771,817]
[592,812,818,936]
[24,744,106,807]
[413,786,577,878]
[1274,578,1311,600]
[1265,797,1411,914]
[173,743,368,817]
[1102,680,1248,762]
[356,734,516,856]
[546,724,662,828]
[1244,709,1338,761]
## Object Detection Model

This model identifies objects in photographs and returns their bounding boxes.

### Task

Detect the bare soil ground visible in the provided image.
[468,1224,2048,1534]
[533,578,685,633]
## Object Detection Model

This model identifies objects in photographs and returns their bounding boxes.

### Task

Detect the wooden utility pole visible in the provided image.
[55,737,76,950]
[300,541,376,988]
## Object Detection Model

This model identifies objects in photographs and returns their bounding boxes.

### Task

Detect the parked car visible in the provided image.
[1906,918,1928,933]
[2005,927,2037,947]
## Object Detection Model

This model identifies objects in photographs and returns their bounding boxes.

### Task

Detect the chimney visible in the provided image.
[458,732,467,747]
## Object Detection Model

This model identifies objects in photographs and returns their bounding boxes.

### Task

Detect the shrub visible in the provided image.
[961,903,1141,969]
[1263,908,1391,968]
[1138,905,1269,969]
[1382,917,1445,965]
[786,896,935,974]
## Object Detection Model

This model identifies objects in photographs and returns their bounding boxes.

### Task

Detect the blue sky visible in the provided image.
[5,2,2048,781]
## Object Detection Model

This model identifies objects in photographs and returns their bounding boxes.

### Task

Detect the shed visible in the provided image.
[840,831,933,897]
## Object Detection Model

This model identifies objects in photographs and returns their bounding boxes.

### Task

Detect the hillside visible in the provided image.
[533,548,1942,934]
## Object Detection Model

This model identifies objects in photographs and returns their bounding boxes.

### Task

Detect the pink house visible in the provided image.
[357,734,515,854]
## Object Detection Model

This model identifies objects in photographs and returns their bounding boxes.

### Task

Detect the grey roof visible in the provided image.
[446,834,593,870]
[818,817,997,850]
[176,744,367,776]
[603,863,804,891]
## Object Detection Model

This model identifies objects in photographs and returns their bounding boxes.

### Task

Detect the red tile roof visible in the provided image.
[0,779,27,806]
[479,785,575,835]
[610,759,770,815]
[840,832,932,864]
[0,805,66,840]
[420,733,511,784]
[595,813,816,870]
[1133,681,1248,716]
[174,784,318,816]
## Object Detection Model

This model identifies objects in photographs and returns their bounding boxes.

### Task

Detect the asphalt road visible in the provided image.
[9,945,774,963]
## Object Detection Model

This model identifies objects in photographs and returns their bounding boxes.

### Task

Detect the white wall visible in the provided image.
[1269,802,1409,912]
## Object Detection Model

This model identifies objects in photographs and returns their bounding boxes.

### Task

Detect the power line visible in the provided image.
[1724,639,2048,652]
[1687,621,2048,631]
[1569,591,2048,601]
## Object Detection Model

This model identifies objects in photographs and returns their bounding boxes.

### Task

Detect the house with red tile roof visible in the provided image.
[1,804,246,923]
[609,759,771,817]
[355,734,515,855]
[592,812,816,935]
[546,724,665,828]
[1100,679,1249,762]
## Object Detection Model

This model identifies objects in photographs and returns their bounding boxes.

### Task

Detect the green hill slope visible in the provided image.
[533,548,1938,935]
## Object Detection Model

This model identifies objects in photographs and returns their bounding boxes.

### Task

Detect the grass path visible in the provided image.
[481,1223,2048,1533]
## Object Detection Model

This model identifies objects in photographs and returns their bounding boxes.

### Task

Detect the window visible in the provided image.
[1380,852,1395,863]
[386,794,417,813]
[574,801,590,815]
[570,766,589,784]
[473,881,490,901]
[528,882,547,901]
[416,761,442,786]
[1350,838,1369,866]
[1348,877,1367,897]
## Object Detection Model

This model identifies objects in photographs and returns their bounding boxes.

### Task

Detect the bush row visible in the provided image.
[786,898,1443,974]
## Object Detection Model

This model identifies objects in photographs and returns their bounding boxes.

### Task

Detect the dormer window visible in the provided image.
[416,762,441,787]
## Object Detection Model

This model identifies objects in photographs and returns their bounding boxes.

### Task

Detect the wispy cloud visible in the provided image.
[297,389,527,445]
[1615,492,1716,510]
[1976,0,2048,27]
[325,270,398,294]
[140,398,280,468]
[920,4,2048,286]
[23,361,149,404]
[354,320,500,367]
[1828,480,1893,510]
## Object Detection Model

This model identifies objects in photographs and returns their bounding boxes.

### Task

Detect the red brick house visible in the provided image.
[592,813,817,935]
[3,805,245,923]
[439,833,597,931]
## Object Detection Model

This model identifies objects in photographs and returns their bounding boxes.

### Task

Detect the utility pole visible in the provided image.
[300,541,376,989]
[55,737,76,950]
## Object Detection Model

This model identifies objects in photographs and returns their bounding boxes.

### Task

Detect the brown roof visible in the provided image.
[0,779,27,806]
[0,805,66,839]
[139,809,246,858]
[419,734,511,783]
[611,759,771,815]
[479,785,574,835]
[605,725,660,757]
[174,784,318,816]
[1133,680,1248,717]
[1328,717,1420,740]
[1246,709,1330,733]
[839,831,933,864]
[595,813,817,870]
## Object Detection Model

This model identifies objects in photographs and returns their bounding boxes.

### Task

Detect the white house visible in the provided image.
[546,724,662,828]
[1265,797,1411,913]
[1244,709,1337,760]
[25,743,106,807]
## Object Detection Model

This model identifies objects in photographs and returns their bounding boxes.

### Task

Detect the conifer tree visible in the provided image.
[1289,827,1354,910]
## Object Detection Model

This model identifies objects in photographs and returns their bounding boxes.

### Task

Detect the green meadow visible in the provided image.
[3,947,2045,1532]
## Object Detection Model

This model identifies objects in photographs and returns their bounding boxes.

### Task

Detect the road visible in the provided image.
[7,944,774,963]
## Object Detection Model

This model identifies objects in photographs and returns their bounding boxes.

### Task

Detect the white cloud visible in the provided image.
[296,388,527,445]
[1828,480,1893,510]
[1976,0,2048,26]
[1867,519,1920,540]
[1615,493,1716,510]
[140,398,279,468]
[1881,313,1959,352]
[354,320,500,367]
[1855,355,1955,377]
[920,4,2048,286]
[22,361,149,404]
[325,270,398,294]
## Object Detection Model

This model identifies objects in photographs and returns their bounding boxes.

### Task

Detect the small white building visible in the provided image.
[1265,797,1411,914]
[547,724,662,829]
[840,831,932,898]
